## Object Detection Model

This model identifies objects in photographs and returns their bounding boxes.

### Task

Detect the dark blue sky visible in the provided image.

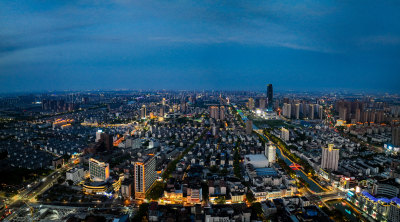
[1,0,399,93]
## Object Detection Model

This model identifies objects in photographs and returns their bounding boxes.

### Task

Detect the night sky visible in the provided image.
[1,1,399,93]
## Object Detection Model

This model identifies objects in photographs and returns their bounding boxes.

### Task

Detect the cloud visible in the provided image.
[0,0,399,92]
[0,0,354,58]
[360,35,400,46]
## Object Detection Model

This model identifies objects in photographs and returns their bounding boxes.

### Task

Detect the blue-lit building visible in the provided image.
[348,190,400,221]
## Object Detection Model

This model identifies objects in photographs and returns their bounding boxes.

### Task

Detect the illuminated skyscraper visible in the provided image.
[267,84,273,110]
[140,105,147,119]
[89,158,110,181]
[134,155,156,199]
[321,144,339,171]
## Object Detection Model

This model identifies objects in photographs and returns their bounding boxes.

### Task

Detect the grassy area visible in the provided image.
[230,105,245,127]
[277,158,295,178]
[252,119,294,130]
[145,181,165,200]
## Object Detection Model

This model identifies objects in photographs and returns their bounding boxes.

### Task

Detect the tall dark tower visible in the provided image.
[267,84,273,111]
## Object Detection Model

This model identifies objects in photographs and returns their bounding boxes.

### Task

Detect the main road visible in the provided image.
[1,161,74,221]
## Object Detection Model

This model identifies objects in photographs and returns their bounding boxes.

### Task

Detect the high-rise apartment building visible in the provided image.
[100,132,113,150]
[319,106,324,119]
[212,124,217,136]
[248,98,255,110]
[282,103,291,118]
[89,158,110,182]
[134,155,156,199]
[159,106,165,117]
[95,129,103,142]
[219,106,225,120]
[209,106,225,120]
[339,107,347,122]
[321,144,339,171]
[140,105,147,119]
[267,84,273,110]
[259,98,266,109]
[392,127,400,147]
[309,104,315,120]
[246,120,253,135]
[265,144,276,164]
[281,128,290,141]
[295,104,300,119]
[355,108,361,123]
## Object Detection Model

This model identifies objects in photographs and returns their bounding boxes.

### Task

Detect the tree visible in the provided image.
[251,202,263,218]
[146,181,165,200]
[215,196,226,204]
[57,177,65,184]
[132,203,149,222]
[210,165,219,173]
[66,180,74,186]
[201,182,209,202]
[84,215,106,222]
[220,168,228,176]
[246,191,255,204]
[0,150,8,160]
[61,154,71,161]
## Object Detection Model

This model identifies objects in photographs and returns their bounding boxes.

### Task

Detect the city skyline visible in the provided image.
[1,1,400,93]
[1,87,400,221]
[1,1,400,221]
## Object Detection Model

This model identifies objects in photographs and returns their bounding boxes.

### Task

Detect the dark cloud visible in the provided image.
[0,0,399,92]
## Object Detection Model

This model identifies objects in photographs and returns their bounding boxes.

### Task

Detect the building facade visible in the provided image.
[265,144,276,164]
[321,144,339,171]
[281,128,290,141]
[89,158,110,181]
[134,155,156,199]
[393,127,400,147]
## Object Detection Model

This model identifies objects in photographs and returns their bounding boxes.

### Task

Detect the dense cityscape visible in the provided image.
[0,86,398,221]
[1,1,400,221]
